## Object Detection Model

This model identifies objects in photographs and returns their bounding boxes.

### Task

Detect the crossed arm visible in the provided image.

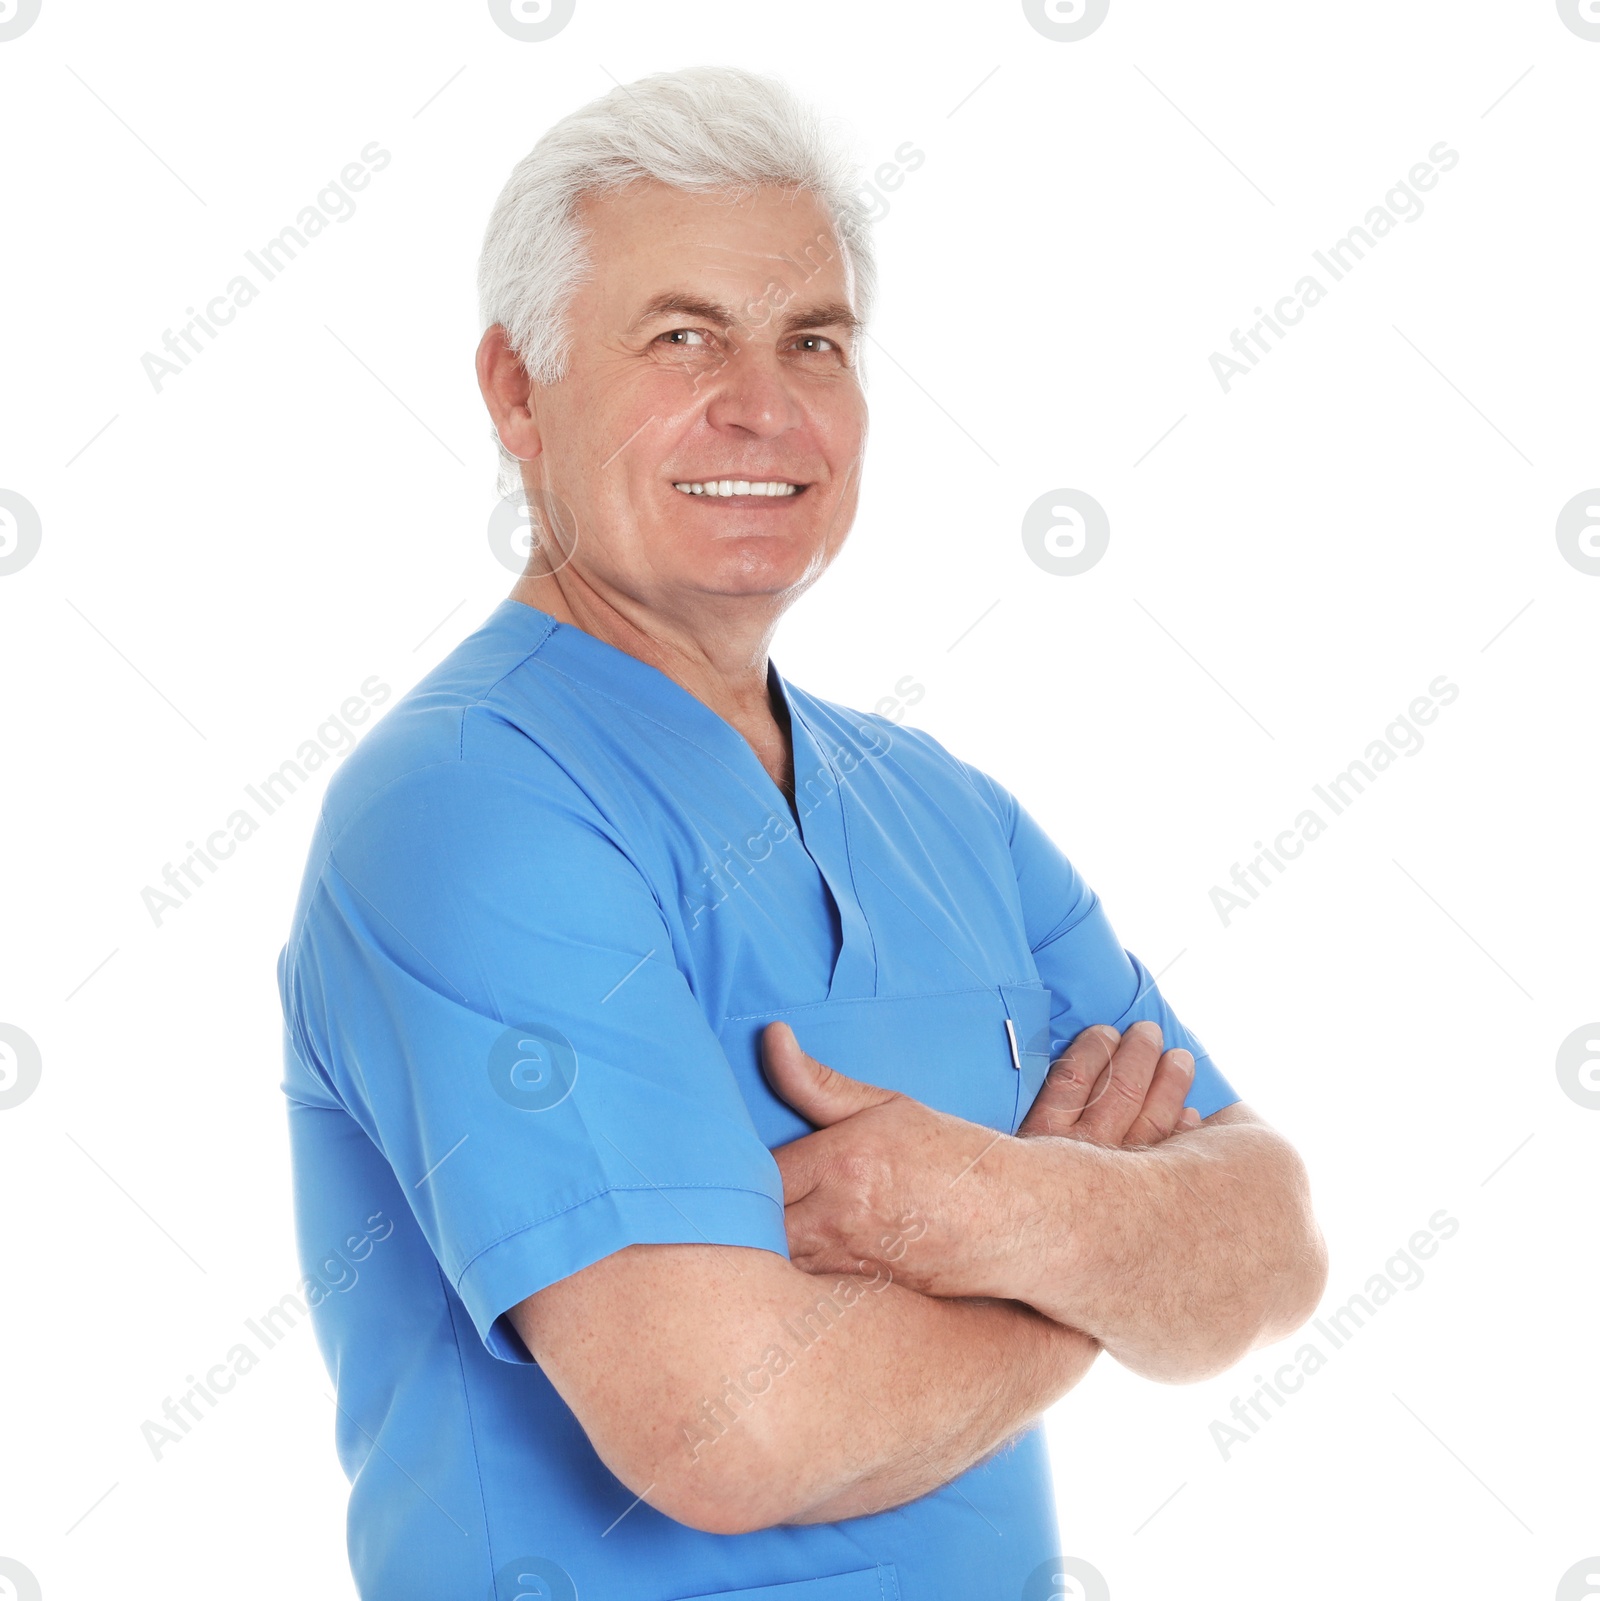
[765,1019,1328,1385]
[511,1020,1327,1534]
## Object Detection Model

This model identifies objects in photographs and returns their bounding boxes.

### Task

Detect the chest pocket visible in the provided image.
[998,979,1053,1134]
[720,986,1041,1149]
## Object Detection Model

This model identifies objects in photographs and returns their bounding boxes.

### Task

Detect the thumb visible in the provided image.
[760,1021,896,1128]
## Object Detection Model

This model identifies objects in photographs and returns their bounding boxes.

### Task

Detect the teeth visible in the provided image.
[672,479,800,497]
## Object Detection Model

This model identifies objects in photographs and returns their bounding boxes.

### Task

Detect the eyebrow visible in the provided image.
[631,292,862,338]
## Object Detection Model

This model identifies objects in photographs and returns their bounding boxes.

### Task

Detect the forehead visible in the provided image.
[570,180,853,320]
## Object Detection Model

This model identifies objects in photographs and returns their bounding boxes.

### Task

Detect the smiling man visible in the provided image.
[277,66,1327,1601]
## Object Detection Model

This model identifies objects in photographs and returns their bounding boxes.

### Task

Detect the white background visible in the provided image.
[2,1,1596,1597]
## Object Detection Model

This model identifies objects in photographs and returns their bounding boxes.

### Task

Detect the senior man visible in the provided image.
[278,66,1327,1601]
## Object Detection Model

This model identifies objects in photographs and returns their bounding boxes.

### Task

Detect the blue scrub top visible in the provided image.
[278,598,1239,1601]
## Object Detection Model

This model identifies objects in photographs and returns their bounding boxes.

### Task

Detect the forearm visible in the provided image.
[987,1122,1327,1382]
[517,1243,1099,1536]
[773,1280,1099,1524]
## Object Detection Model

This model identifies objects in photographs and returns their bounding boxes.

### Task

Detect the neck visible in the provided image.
[509,565,795,798]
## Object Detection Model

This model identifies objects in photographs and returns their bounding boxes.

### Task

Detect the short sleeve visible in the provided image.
[973,771,1241,1120]
[281,752,790,1363]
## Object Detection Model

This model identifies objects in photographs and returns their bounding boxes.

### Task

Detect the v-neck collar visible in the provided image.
[489,598,877,997]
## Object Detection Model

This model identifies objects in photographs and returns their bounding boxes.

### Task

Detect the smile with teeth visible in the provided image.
[672,479,803,497]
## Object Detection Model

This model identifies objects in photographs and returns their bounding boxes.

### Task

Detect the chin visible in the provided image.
[681,536,825,599]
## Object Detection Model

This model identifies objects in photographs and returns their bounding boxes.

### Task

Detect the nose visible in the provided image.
[701,344,804,440]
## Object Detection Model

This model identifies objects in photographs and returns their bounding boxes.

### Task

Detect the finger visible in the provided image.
[1073,1020,1165,1145]
[1121,1048,1195,1147]
[1017,1025,1121,1137]
[1179,1106,1202,1130]
[760,1021,897,1129]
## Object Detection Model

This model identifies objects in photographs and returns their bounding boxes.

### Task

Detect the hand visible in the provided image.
[1017,1021,1201,1148]
[760,1021,1022,1301]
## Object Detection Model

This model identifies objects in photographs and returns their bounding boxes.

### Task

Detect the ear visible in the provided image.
[476,323,541,463]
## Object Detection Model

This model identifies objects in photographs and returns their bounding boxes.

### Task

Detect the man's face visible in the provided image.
[518,180,868,615]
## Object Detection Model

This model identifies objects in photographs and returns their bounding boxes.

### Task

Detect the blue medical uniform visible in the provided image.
[278,598,1239,1601]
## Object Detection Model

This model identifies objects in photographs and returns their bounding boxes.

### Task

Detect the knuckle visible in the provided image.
[1047,1060,1088,1092]
[1104,1068,1147,1108]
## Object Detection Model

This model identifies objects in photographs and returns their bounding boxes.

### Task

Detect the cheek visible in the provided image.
[818,391,869,469]
[625,362,717,434]
[561,367,685,472]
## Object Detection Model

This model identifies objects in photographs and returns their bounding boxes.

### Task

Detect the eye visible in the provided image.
[658,328,710,348]
[792,334,838,354]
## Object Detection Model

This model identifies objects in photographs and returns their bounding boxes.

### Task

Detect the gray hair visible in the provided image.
[476,65,876,500]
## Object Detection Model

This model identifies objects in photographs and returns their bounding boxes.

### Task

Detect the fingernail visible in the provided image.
[1175,1049,1194,1074]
